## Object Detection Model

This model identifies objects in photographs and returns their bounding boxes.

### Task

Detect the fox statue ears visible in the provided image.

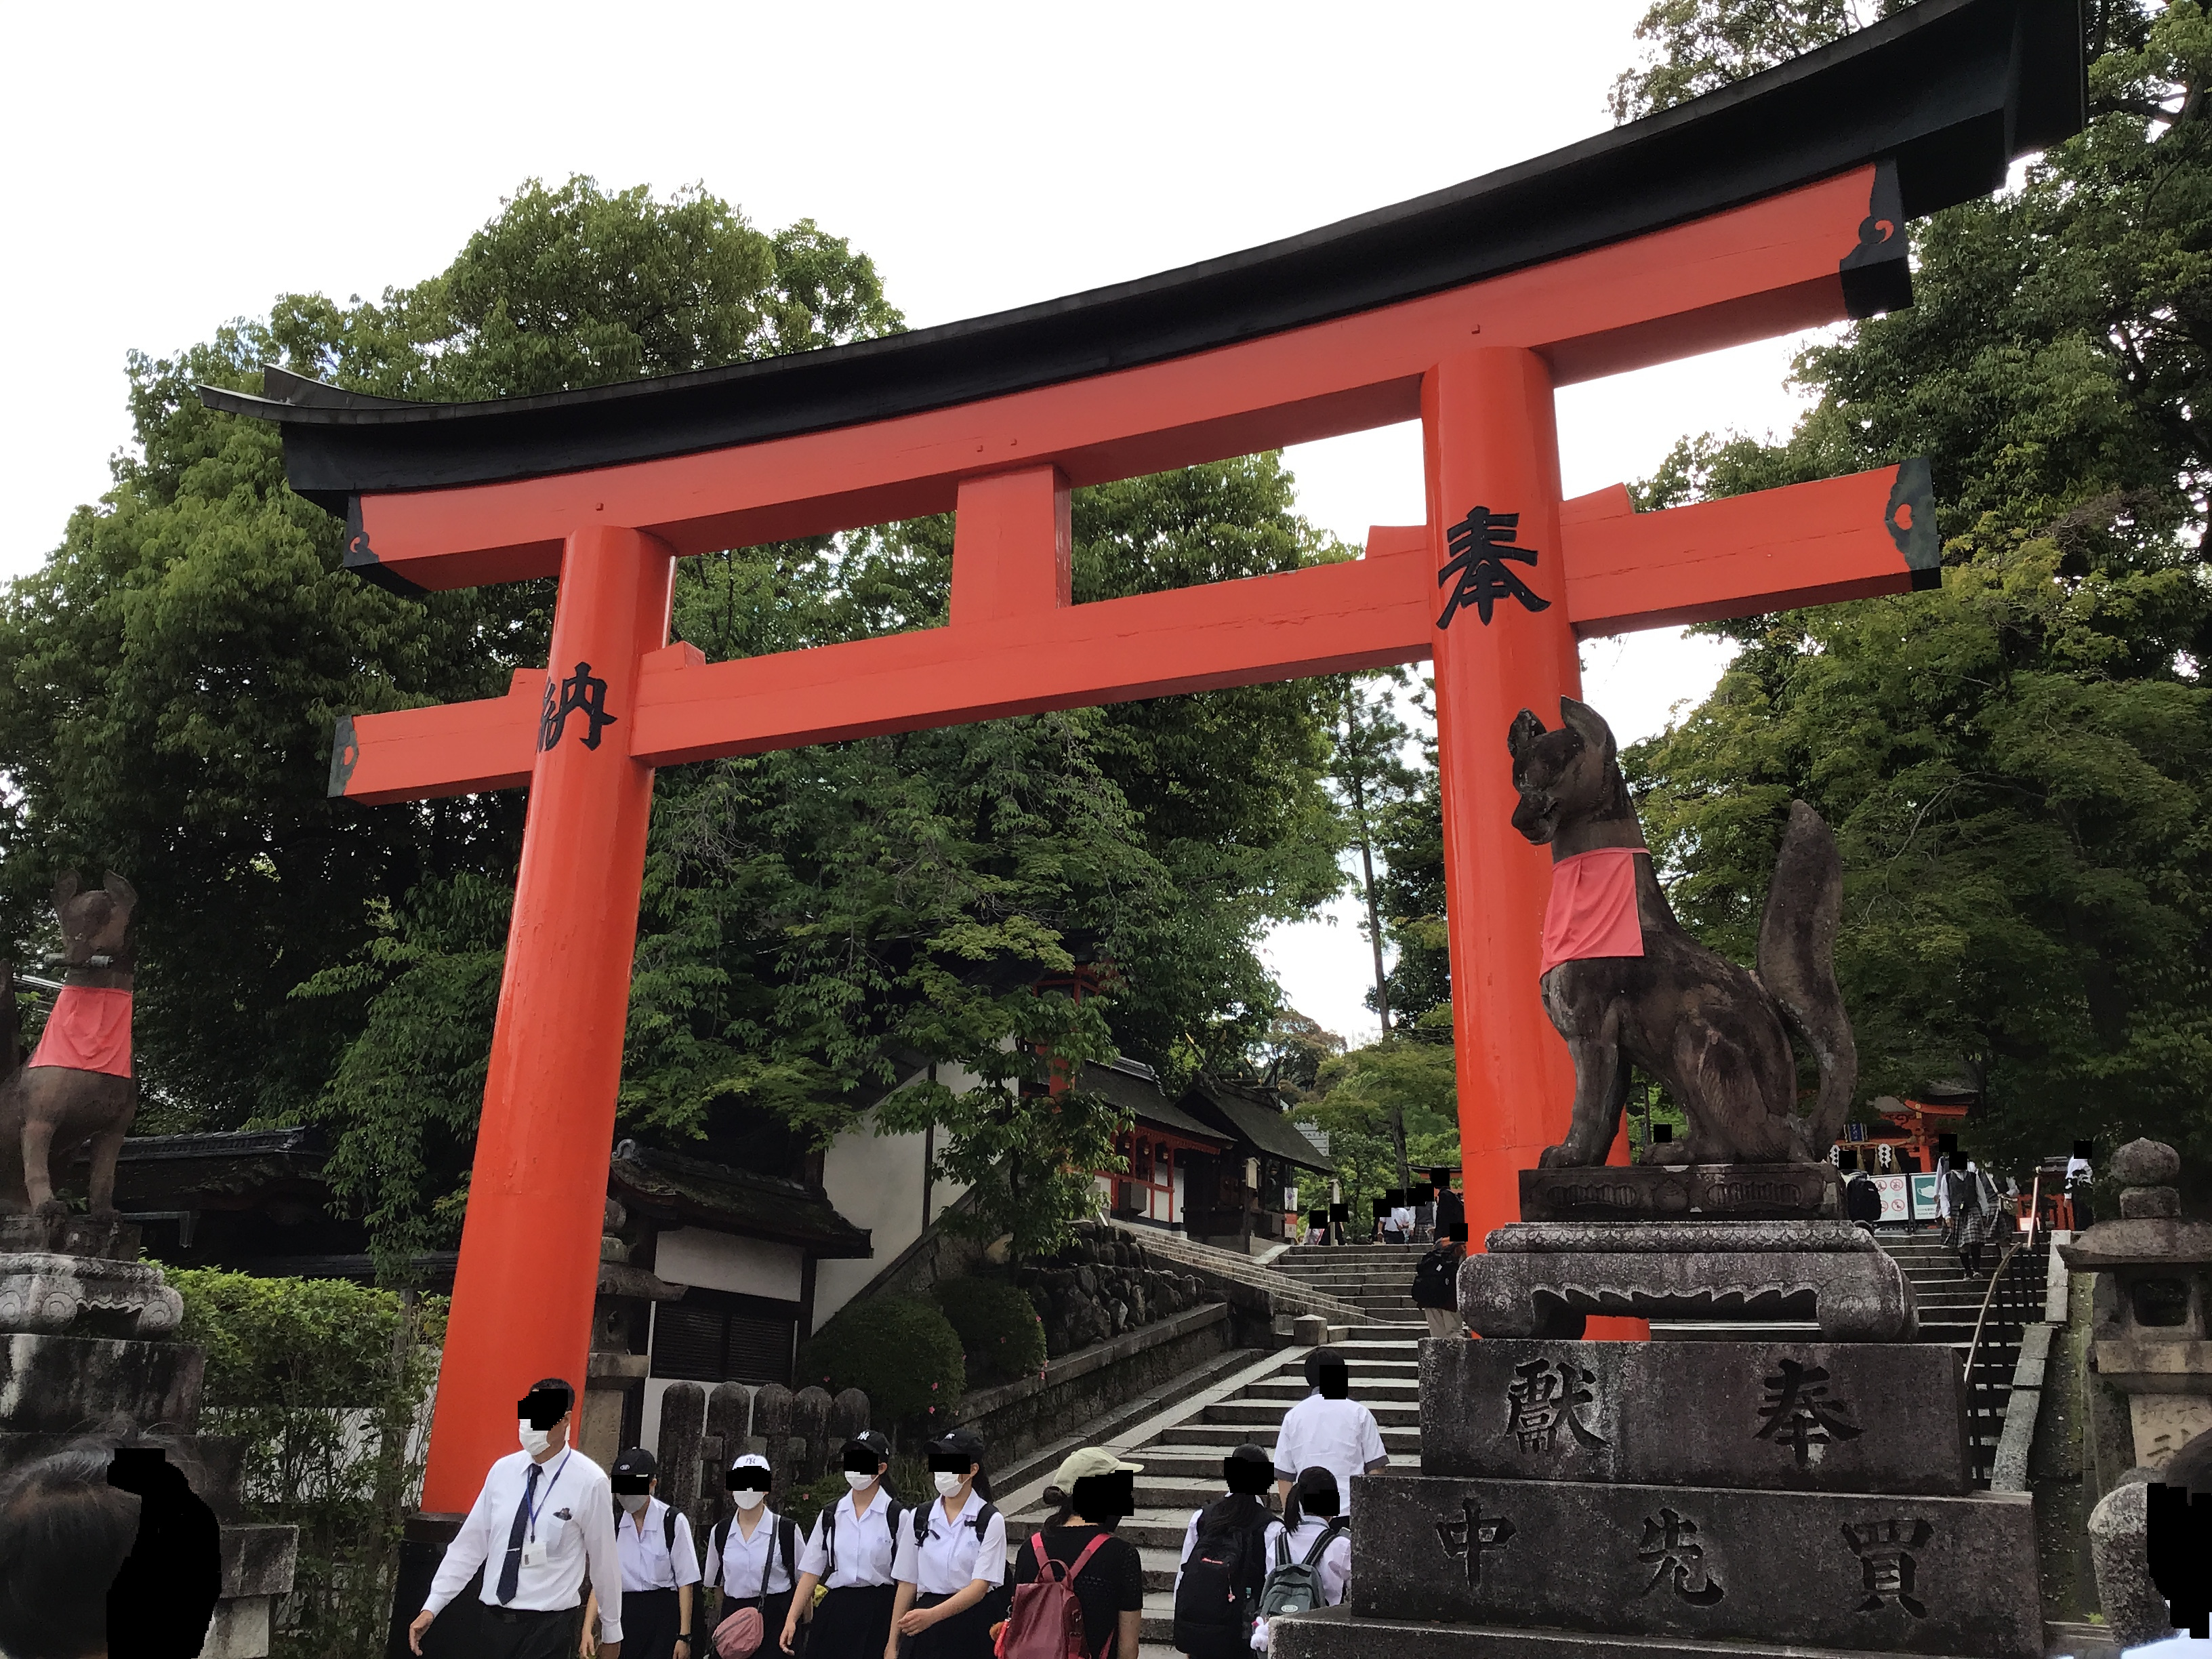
[1507,698,1618,766]
[49,871,136,914]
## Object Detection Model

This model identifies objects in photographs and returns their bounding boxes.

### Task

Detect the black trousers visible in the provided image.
[623,1586,682,1659]
[478,1605,583,1659]
[897,1590,996,1659]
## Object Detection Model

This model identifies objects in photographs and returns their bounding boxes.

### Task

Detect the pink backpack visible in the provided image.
[996,1530,1111,1659]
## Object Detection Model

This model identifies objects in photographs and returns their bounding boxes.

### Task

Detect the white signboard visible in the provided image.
[1872,1174,1910,1223]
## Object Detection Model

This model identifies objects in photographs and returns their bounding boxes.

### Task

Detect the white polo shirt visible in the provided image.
[796,1490,903,1589]
[1272,1393,1387,1498]
[705,1508,798,1598]
[890,1490,1008,1596]
[614,1497,701,1593]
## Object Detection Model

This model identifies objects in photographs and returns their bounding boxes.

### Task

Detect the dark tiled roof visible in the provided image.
[84,1128,331,1211]
[1078,1062,1231,1146]
[610,1140,872,1258]
[1178,1082,1336,1174]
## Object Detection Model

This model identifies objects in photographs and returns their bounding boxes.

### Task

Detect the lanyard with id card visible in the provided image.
[520,1452,570,1568]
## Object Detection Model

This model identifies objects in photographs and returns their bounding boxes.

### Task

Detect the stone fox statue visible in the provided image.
[0,872,139,1218]
[1507,699,1853,1168]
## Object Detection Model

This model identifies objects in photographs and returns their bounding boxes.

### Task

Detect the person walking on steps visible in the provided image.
[1431,1168,1464,1240]
[1006,1448,1145,1659]
[783,1431,901,1658]
[2068,1140,2096,1229]
[1271,1352,1386,1511]
[583,1448,697,1659]
[1247,1467,1353,1654]
[409,1378,623,1659]
[1952,1159,1993,1278]
[1412,1223,1468,1340]
[702,1454,800,1658]
[889,1428,1007,1658]
[1844,1169,1883,1234]
[1172,1445,1275,1659]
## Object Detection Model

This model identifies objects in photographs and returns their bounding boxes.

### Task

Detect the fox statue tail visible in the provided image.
[1757,802,1856,1160]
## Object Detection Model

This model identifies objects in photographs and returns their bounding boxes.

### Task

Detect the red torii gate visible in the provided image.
[208,0,2080,1515]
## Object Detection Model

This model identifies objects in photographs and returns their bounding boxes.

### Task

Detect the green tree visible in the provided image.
[0,177,897,1134]
[1612,1,2212,1185]
[1293,1038,1459,1218]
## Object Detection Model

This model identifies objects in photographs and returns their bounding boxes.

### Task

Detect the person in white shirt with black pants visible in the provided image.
[783,1431,903,1656]
[1271,1353,1386,1512]
[703,1454,801,1652]
[409,1378,624,1659]
[583,1447,699,1659]
[889,1428,1007,1659]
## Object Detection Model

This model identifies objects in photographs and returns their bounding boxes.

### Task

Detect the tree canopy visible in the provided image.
[0,176,1354,1267]
[1612,0,2212,1183]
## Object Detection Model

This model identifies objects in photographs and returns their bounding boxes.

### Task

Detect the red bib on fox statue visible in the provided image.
[27,986,133,1078]
[1539,848,1647,975]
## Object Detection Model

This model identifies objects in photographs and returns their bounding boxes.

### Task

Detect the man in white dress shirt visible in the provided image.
[407,1378,623,1659]
[1271,1353,1385,1511]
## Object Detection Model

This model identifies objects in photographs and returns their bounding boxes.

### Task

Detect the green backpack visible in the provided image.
[1257,1519,1349,1618]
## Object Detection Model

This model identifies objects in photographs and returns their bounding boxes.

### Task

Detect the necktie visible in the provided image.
[497,1462,542,1604]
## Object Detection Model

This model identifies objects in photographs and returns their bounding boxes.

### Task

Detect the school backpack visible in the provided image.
[1172,1507,1265,1654]
[996,1530,1110,1659]
[1411,1246,1458,1308]
[1256,1519,1349,1619]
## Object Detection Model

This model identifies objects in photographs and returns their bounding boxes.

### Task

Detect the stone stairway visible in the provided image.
[1000,1240,1429,1655]
[1875,1227,2049,1486]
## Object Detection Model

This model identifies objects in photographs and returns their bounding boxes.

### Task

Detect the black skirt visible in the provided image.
[621,1586,682,1659]
[898,1589,997,1659]
[810,1582,897,1657]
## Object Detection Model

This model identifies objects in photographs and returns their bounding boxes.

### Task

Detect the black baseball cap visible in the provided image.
[611,1448,656,1493]
[841,1431,892,1473]
[927,1429,987,1473]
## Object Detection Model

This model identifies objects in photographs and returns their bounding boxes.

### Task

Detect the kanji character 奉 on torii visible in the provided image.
[203,0,2081,1525]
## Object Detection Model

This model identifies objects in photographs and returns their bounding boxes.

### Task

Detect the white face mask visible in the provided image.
[844,1470,878,1492]
[933,1471,967,1498]
[733,1486,768,1511]
[518,1420,554,1458]
[617,1492,649,1515]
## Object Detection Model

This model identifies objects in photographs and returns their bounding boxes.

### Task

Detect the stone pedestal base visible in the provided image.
[1519,1164,1837,1222]
[1269,1605,2016,1659]
[1347,1471,2039,1658]
[1462,1223,1917,1343]
[0,1251,182,1337]
[1420,1338,1971,1494]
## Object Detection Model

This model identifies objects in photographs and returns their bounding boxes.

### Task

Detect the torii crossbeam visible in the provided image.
[206,0,2081,1515]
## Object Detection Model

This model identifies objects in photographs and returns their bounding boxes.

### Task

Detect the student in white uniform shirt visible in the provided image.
[783,1431,903,1657]
[1271,1352,1385,1510]
[408,1378,624,1659]
[702,1454,801,1654]
[890,1428,1008,1659]
[582,1448,699,1659]
[1247,1467,1352,1653]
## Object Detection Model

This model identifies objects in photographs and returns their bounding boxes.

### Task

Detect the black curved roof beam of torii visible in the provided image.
[201,0,2083,600]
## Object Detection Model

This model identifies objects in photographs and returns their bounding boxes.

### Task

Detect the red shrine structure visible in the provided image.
[207,0,2081,1519]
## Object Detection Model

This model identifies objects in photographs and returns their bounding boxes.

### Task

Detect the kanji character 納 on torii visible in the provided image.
[203,0,2081,1521]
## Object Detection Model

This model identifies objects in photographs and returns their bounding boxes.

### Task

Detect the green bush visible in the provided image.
[797,1294,965,1431]
[172,1269,444,1659]
[934,1275,1047,1383]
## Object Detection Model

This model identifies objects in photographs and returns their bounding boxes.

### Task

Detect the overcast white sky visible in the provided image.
[4,0,1828,1046]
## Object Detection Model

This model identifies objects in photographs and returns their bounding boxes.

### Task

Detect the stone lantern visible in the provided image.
[2058,1137,2212,1469]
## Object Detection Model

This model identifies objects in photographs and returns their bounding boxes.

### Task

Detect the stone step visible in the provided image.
[1243,1376,1419,1403]
[1142,1425,1424,1458]
[1204,1397,1421,1427]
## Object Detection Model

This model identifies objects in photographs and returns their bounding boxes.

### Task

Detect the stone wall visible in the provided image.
[958,1302,1230,1473]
